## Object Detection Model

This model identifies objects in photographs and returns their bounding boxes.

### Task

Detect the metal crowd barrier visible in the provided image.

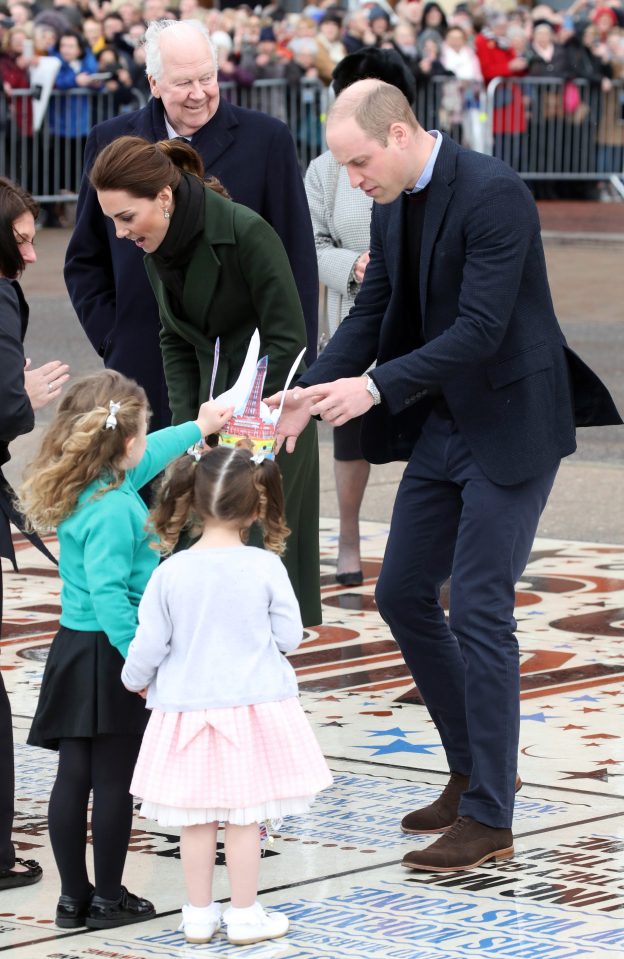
[220,77,330,171]
[485,76,624,198]
[0,76,622,202]
[220,76,487,168]
[0,87,146,202]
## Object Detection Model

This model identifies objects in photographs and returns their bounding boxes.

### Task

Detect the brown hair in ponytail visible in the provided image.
[150,445,289,554]
[89,135,230,199]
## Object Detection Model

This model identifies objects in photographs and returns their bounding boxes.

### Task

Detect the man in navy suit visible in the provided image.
[272,79,621,871]
[64,18,318,430]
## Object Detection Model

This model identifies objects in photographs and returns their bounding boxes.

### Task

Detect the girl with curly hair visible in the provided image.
[21,369,231,930]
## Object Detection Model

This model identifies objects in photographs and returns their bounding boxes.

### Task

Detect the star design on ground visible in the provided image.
[581,733,620,739]
[520,712,562,723]
[560,768,613,782]
[355,740,443,757]
[366,727,420,739]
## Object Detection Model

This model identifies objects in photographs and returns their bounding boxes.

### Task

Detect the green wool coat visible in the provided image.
[144,186,321,627]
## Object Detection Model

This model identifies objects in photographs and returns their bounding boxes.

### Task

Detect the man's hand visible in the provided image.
[306,377,374,427]
[265,387,315,454]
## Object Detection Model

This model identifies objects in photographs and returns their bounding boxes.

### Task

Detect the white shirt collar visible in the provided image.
[164,115,191,141]
[407,130,443,194]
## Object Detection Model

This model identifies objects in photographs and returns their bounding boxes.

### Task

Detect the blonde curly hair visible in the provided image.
[19,370,148,531]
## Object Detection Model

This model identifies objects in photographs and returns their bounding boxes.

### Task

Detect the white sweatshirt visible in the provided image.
[121,547,303,711]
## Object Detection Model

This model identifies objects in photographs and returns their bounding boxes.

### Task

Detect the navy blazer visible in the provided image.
[64,97,319,429]
[300,136,621,486]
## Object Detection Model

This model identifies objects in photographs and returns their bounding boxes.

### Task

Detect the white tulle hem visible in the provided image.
[138,795,315,827]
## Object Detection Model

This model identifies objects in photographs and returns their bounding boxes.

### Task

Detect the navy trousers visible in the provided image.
[376,410,558,828]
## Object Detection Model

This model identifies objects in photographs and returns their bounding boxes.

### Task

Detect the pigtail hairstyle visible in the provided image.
[148,453,198,553]
[250,458,289,555]
[149,445,290,555]
[19,370,147,531]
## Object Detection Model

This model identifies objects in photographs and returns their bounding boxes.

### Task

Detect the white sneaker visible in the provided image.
[178,902,221,943]
[224,901,289,945]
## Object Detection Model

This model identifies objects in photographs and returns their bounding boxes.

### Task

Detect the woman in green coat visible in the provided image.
[91,135,321,627]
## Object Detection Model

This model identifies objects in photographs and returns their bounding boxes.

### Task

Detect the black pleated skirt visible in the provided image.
[28,626,149,750]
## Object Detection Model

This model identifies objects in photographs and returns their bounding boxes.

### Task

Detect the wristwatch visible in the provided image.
[364,374,382,406]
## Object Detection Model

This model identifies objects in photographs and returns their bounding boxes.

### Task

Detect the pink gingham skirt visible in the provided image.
[130,697,333,826]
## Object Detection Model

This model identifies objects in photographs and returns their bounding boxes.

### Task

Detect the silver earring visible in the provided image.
[163,208,170,220]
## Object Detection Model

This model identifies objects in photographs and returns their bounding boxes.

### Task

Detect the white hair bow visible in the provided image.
[187,443,204,462]
[105,401,121,430]
[250,453,266,465]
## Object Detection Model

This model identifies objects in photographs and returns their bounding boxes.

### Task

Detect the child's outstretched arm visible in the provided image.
[128,402,233,491]
[121,565,172,692]
[268,557,305,654]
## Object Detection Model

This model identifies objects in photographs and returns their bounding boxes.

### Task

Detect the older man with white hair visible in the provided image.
[65,18,318,432]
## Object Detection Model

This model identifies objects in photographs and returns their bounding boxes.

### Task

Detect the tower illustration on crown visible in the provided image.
[212,330,305,459]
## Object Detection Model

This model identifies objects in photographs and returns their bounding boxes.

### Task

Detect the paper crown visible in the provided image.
[212,330,305,460]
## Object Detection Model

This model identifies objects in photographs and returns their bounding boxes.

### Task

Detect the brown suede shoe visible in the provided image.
[401,772,470,835]
[401,816,514,872]
[401,774,523,835]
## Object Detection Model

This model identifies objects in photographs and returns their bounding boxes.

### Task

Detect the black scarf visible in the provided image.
[150,172,205,316]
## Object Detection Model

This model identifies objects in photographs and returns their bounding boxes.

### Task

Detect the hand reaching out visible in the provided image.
[266,378,374,452]
[24,359,70,410]
[264,387,315,454]
[305,377,374,427]
[194,400,234,438]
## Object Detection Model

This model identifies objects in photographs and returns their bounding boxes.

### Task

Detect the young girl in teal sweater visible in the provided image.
[21,369,231,932]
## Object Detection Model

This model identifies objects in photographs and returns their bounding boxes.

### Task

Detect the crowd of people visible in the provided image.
[1,0,623,184]
[1,0,623,92]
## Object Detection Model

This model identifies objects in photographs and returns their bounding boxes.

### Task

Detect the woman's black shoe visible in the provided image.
[0,858,43,890]
[335,570,364,586]
[85,886,155,929]
[55,885,94,928]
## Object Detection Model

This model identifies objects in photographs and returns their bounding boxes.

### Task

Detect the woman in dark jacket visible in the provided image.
[90,137,322,628]
[0,177,69,891]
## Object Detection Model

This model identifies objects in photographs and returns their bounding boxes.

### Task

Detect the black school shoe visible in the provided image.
[0,858,43,890]
[56,885,94,928]
[85,886,155,929]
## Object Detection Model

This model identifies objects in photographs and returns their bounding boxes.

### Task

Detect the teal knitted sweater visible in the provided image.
[57,422,200,658]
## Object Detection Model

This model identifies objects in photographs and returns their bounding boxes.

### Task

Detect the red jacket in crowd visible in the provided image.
[475,32,526,134]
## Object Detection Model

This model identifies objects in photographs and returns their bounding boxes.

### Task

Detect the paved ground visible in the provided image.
[538,199,624,239]
[6,203,624,543]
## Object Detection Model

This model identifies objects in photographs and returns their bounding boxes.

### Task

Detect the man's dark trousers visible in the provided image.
[376,409,558,828]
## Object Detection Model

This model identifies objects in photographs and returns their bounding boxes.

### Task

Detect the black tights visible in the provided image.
[48,735,142,900]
